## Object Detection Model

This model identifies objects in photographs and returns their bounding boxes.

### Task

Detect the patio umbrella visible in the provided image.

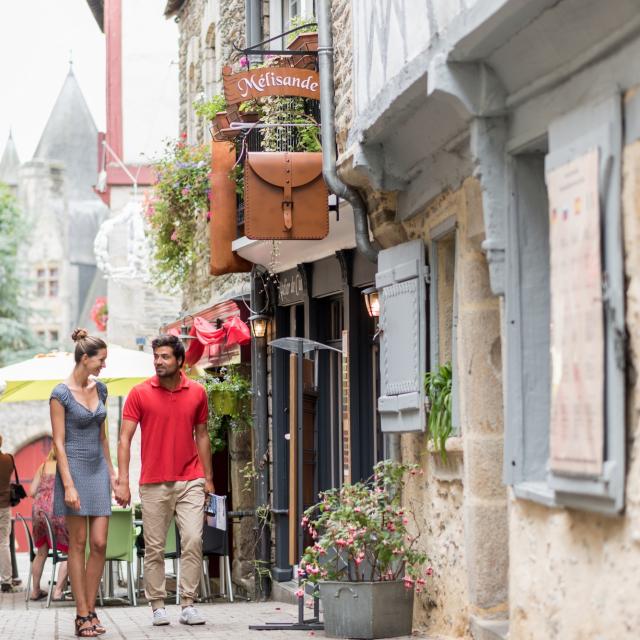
[0,344,155,403]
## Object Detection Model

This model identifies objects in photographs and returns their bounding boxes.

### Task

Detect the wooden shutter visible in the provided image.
[376,239,428,432]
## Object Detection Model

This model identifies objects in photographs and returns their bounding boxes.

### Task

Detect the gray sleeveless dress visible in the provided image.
[51,381,112,517]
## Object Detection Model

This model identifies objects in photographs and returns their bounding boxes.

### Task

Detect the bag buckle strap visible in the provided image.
[282,153,293,230]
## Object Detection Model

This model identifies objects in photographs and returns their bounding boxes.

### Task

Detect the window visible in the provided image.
[504,94,625,514]
[428,218,460,432]
[36,268,46,297]
[37,331,45,342]
[49,267,59,298]
[49,330,59,343]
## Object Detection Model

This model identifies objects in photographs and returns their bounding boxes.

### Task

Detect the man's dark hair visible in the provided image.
[152,334,185,366]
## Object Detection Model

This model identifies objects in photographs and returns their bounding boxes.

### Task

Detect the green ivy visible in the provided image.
[424,362,453,462]
[144,138,211,289]
[193,94,227,121]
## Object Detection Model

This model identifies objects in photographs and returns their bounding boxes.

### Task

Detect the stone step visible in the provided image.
[470,615,509,640]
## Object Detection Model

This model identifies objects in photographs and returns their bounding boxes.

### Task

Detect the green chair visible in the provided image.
[96,507,137,606]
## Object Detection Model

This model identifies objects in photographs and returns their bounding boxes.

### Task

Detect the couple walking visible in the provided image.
[51,329,213,637]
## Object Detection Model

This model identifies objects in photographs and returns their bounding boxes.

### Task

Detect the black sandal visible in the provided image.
[75,614,98,637]
[89,611,106,635]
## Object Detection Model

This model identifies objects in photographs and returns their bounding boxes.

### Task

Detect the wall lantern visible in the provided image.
[177,314,197,347]
[249,314,270,339]
[362,286,380,318]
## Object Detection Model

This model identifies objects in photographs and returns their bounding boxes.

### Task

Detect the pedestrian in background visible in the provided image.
[51,328,116,637]
[0,433,16,593]
[29,447,69,601]
[115,334,214,627]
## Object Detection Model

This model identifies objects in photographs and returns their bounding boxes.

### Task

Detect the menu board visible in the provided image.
[547,149,604,476]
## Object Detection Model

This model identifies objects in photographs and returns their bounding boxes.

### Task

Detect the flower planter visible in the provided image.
[319,580,414,639]
[210,388,238,415]
[211,112,238,141]
[287,32,318,70]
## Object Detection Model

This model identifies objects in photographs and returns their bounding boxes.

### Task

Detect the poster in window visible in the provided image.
[547,149,603,476]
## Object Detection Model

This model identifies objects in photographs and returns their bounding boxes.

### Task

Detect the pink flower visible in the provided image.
[336,538,347,548]
[402,517,409,525]
[170,229,178,241]
[386,522,396,532]
[240,56,249,68]
[295,589,305,599]
[403,576,414,589]
[425,567,433,577]
[354,507,361,513]
[417,578,425,585]
[181,187,190,196]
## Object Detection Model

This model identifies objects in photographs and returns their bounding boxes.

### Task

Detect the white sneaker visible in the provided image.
[179,605,206,625]
[152,607,170,626]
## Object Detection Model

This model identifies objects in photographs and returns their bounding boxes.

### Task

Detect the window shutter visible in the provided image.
[376,239,428,432]
[544,94,624,514]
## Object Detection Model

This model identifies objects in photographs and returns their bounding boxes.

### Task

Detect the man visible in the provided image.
[115,335,214,626]
[0,434,16,592]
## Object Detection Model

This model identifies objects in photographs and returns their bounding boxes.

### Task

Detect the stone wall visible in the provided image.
[506,95,640,640]
[397,180,506,637]
[332,0,353,156]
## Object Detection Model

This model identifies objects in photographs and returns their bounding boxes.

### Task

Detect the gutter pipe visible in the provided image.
[317,0,378,263]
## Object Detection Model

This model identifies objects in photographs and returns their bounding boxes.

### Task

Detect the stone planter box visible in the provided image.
[319,580,414,639]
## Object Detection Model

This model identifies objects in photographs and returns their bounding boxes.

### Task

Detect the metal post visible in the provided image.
[251,269,271,599]
[296,341,305,621]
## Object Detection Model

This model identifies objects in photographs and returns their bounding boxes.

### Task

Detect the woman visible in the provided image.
[51,329,115,637]
[30,447,69,601]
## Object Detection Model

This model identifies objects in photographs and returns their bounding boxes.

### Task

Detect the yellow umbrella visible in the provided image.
[0,345,155,403]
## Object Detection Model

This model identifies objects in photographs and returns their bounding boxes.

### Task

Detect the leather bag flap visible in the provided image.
[247,152,322,188]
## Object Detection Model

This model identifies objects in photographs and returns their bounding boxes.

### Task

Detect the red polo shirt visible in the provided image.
[122,373,208,485]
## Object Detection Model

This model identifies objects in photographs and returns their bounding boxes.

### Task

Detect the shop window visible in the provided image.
[504,94,625,514]
[428,218,460,433]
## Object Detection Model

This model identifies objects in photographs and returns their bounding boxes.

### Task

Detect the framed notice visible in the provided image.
[547,149,604,476]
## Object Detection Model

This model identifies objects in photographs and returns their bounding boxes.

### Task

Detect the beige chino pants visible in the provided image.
[139,478,205,608]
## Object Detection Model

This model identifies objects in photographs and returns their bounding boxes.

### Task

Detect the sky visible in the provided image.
[0,0,106,162]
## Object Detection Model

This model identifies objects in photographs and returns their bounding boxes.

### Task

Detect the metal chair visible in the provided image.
[16,514,36,605]
[101,507,137,606]
[41,511,68,608]
[200,524,233,603]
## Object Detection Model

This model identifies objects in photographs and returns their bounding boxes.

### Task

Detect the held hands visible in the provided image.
[114,479,131,507]
[64,486,81,511]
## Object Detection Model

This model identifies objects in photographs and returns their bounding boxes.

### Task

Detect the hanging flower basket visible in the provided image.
[90,297,108,332]
[210,388,239,416]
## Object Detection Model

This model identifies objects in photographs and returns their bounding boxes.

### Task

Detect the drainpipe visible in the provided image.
[317,0,378,263]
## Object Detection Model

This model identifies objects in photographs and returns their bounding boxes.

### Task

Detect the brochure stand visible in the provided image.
[249,337,341,632]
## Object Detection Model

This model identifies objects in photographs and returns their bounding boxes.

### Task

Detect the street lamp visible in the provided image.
[362,286,380,318]
[249,314,270,339]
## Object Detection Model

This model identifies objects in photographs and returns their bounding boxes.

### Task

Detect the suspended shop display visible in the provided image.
[210,140,252,275]
[244,151,328,240]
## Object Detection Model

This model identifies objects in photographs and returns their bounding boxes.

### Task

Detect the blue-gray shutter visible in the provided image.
[545,94,625,515]
[376,239,428,432]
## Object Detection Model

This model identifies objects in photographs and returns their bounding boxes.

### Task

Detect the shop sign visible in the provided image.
[278,269,306,306]
[547,148,604,476]
[222,65,320,105]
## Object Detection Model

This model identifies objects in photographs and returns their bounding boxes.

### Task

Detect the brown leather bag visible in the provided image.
[244,151,329,240]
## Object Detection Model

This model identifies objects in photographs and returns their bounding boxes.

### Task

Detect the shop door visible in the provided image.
[12,436,53,551]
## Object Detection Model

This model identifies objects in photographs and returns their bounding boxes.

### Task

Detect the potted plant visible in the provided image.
[200,367,252,453]
[424,361,453,461]
[299,461,431,639]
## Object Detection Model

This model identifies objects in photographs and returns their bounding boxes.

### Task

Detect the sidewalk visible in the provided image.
[1,554,436,640]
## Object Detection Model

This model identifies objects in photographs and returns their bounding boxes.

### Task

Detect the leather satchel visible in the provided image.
[244,151,329,240]
[8,455,26,507]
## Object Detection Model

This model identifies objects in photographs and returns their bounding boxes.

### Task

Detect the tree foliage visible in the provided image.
[0,183,38,366]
